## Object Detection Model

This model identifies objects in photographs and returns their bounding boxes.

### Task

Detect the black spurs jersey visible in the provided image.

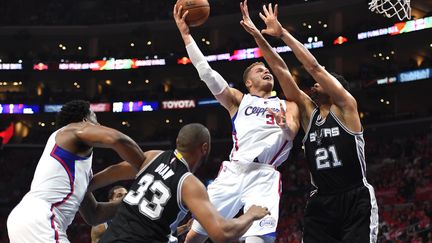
[100,150,191,243]
[303,108,366,194]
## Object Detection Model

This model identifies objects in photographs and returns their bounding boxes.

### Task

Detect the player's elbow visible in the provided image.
[214,223,241,242]
[104,131,130,147]
[85,217,99,226]
[80,209,98,226]
[341,96,358,111]
[197,63,214,82]
[209,232,234,243]
[86,207,108,226]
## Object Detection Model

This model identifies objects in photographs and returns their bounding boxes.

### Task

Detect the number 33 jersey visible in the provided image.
[100,150,191,243]
[303,108,366,194]
[230,94,293,167]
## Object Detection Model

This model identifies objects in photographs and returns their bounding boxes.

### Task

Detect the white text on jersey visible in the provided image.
[154,164,174,180]
[245,106,280,116]
[310,127,340,142]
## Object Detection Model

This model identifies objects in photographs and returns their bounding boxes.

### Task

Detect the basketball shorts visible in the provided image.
[302,180,378,243]
[7,196,69,243]
[191,161,281,239]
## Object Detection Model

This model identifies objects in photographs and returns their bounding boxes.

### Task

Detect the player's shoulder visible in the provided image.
[182,174,205,191]
[59,121,94,133]
[137,150,168,171]
[144,150,165,160]
[55,122,97,145]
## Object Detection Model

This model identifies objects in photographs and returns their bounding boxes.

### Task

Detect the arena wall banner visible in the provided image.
[0,104,39,114]
[161,100,196,109]
[112,101,158,112]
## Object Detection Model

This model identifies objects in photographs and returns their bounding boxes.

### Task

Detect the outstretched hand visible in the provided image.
[239,0,261,37]
[173,4,190,37]
[259,4,284,38]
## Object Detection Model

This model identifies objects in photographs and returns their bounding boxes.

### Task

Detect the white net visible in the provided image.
[369,0,411,21]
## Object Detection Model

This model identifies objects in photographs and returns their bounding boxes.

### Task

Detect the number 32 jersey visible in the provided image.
[100,150,191,243]
[303,108,366,194]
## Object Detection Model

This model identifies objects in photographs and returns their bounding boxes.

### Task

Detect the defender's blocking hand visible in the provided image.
[240,0,261,37]
[259,4,284,38]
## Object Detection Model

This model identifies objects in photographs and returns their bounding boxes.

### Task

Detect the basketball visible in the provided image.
[176,0,210,27]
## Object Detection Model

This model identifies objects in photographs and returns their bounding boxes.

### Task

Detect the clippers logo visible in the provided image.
[259,216,276,228]
[245,106,280,116]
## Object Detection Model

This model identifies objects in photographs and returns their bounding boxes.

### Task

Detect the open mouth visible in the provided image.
[262,74,273,81]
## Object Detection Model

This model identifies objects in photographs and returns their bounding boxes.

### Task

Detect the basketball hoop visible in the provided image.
[369,0,411,21]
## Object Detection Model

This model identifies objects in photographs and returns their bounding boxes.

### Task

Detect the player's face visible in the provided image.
[201,141,211,165]
[311,83,321,94]
[310,83,329,101]
[110,188,128,201]
[247,64,274,92]
[192,141,211,172]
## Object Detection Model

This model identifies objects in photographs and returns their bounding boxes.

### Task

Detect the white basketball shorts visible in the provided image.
[191,161,281,239]
[7,196,69,243]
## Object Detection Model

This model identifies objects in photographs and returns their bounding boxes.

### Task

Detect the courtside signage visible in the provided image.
[0,104,39,114]
[198,99,219,106]
[162,100,196,109]
[44,103,111,113]
[90,103,111,112]
[357,16,432,40]
[398,68,432,83]
[177,41,324,64]
[0,63,22,70]
[112,101,158,112]
[44,104,63,113]
[58,58,166,71]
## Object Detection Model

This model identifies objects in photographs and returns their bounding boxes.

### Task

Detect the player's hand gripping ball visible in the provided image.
[176,0,210,27]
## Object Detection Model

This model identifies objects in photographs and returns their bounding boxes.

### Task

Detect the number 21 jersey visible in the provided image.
[303,108,366,194]
[100,150,191,243]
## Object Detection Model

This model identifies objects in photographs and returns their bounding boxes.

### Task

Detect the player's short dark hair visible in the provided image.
[176,123,210,153]
[55,100,91,129]
[108,185,126,200]
[243,62,265,87]
[330,72,350,91]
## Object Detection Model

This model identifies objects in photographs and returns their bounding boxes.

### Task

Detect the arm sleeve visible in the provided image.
[186,40,229,95]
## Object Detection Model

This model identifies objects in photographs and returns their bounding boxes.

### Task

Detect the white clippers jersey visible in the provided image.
[229,94,293,167]
[25,129,93,229]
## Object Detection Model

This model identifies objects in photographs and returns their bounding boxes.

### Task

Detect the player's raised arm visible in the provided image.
[182,175,269,243]
[74,123,145,170]
[173,4,243,116]
[240,1,309,107]
[275,13,357,111]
